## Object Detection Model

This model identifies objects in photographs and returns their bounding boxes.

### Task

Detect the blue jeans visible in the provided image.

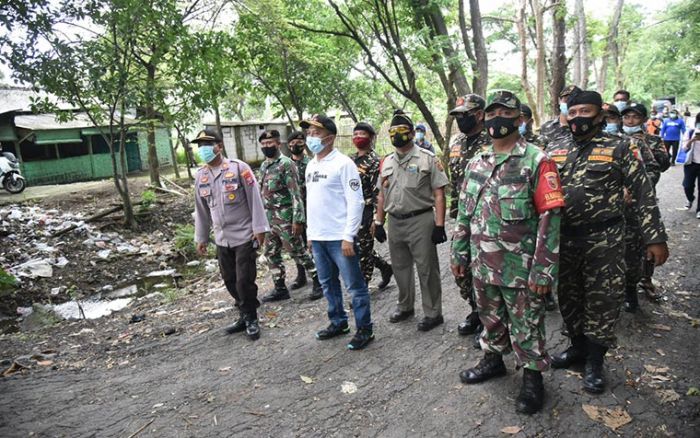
[311,240,372,330]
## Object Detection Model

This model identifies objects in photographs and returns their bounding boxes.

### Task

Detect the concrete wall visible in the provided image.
[136,127,173,168]
[20,153,125,186]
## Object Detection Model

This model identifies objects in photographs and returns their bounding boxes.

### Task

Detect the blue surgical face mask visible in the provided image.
[307,136,326,155]
[198,145,217,163]
[604,123,619,134]
[614,101,628,112]
[622,125,642,135]
[559,102,568,116]
[415,131,425,141]
[518,123,527,135]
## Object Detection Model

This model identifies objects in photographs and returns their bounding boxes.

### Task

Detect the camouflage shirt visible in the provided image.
[538,118,569,149]
[291,154,311,202]
[448,130,491,217]
[523,130,542,148]
[259,154,305,225]
[451,139,565,288]
[545,129,668,245]
[350,149,380,205]
[625,132,669,186]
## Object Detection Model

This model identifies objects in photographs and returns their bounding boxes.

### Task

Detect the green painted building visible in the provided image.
[0,86,173,186]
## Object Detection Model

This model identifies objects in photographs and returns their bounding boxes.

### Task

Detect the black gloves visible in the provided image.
[432,225,447,244]
[374,223,387,243]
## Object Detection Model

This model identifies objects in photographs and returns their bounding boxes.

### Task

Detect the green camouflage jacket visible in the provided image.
[291,154,311,202]
[545,129,667,245]
[259,154,305,225]
[448,130,490,218]
[451,139,565,288]
[625,131,668,186]
[350,150,380,205]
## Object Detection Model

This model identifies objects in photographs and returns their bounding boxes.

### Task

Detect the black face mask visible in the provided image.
[567,116,598,137]
[289,144,305,155]
[261,147,278,158]
[391,135,412,148]
[456,114,478,134]
[485,116,519,139]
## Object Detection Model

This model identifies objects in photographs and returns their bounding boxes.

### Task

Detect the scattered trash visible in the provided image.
[341,381,357,394]
[300,375,314,384]
[146,269,177,278]
[97,249,112,259]
[500,426,522,435]
[218,367,231,373]
[104,285,138,300]
[186,260,201,267]
[14,259,53,278]
[581,404,632,431]
[51,298,132,320]
[656,389,680,404]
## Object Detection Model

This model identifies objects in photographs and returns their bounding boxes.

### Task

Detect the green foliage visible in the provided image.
[0,267,18,291]
[140,190,156,208]
[160,287,186,303]
[174,223,197,259]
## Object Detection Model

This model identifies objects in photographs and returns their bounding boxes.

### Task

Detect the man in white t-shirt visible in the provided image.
[300,114,374,350]
[682,125,700,219]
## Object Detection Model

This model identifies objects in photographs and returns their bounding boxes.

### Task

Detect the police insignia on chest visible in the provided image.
[199,189,210,197]
[228,193,236,201]
[407,163,419,173]
[200,176,209,184]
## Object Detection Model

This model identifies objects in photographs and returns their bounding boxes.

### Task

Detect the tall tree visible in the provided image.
[549,0,567,115]
[574,0,590,88]
[597,0,624,94]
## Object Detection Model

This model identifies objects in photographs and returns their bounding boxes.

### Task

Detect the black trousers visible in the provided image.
[664,140,680,163]
[683,163,700,211]
[217,241,260,320]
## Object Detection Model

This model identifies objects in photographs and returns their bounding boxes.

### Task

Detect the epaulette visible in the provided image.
[418,147,435,157]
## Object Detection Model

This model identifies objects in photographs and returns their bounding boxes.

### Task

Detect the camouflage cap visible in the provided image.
[449,94,486,115]
[191,128,222,144]
[485,90,521,112]
[559,84,582,98]
[621,102,648,118]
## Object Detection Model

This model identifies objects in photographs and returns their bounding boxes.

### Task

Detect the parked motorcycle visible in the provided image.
[0,152,26,194]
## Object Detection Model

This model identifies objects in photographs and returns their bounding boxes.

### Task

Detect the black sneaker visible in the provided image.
[245,320,260,341]
[347,328,374,350]
[315,322,350,340]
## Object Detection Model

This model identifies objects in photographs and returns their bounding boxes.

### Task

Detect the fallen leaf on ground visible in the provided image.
[2,361,28,376]
[644,365,669,374]
[500,426,522,434]
[649,324,672,332]
[341,381,357,394]
[300,375,313,384]
[582,404,632,431]
[656,389,680,403]
[36,360,53,367]
[687,387,700,396]
[656,349,666,356]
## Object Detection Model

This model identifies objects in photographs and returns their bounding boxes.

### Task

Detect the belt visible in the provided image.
[388,207,433,220]
[561,216,623,235]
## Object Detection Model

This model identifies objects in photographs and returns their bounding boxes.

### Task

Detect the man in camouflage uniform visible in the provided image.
[349,122,393,289]
[539,85,581,149]
[546,90,669,394]
[447,94,490,341]
[621,102,670,311]
[602,103,622,135]
[519,104,541,146]
[451,91,565,415]
[258,130,323,302]
[287,130,313,290]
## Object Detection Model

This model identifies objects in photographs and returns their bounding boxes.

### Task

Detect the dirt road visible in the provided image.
[1,166,698,437]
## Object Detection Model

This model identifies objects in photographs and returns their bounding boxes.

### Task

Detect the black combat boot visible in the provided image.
[551,334,587,369]
[544,292,556,311]
[515,369,544,415]
[458,311,482,336]
[308,275,324,301]
[376,259,393,290]
[583,339,608,394]
[459,352,507,384]
[291,264,307,290]
[245,319,261,341]
[223,316,246,334]
[473,331,482,350]
[623,285,639,313]
[261,278,291,302]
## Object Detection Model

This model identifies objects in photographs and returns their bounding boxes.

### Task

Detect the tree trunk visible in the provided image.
[598,0,624,94]
[572,19,581,86]
[469,0,488,97]
[517,0,540,126]
[175,126,194,180]
[531,0,546,125]
[575,0,589,88]
[145,63,161,187]
[336,86,358,123]
[550,0,567,118]
[458,0,478,89]
[214,104,227,158]
[117,102,137,229]
[169,134,181,179]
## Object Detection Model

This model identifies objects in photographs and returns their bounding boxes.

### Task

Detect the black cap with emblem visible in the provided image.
[621,102,648,119]
[258,129,281,143]
[390,109,414,128]
[191,128,222,144]
[566,90,603,109]
[300,114,337,135]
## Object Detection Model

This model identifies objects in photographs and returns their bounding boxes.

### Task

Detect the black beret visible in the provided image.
[258,130,281,143]
[567,90,603,109]
[390,109,413,128]
[287,130,306,142]
[353,122,376,136]
[520,104,533,119]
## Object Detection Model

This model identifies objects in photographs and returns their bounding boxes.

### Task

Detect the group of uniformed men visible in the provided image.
[192,85,670,415]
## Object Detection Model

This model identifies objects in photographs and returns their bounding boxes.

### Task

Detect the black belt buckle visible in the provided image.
[390,207,432,220]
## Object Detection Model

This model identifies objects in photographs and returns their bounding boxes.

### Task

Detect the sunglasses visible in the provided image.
[388,126,412,135]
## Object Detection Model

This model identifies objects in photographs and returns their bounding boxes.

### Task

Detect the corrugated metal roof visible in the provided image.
[0,86,75,115]
[14,112,138,131]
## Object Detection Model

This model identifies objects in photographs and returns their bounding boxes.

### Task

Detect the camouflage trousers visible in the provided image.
[624,212,644,288]
[357,223,389,285]
[455,272,477,309]
[264,220,316,284]
[558,224,625,348]
[474,277,550,371]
